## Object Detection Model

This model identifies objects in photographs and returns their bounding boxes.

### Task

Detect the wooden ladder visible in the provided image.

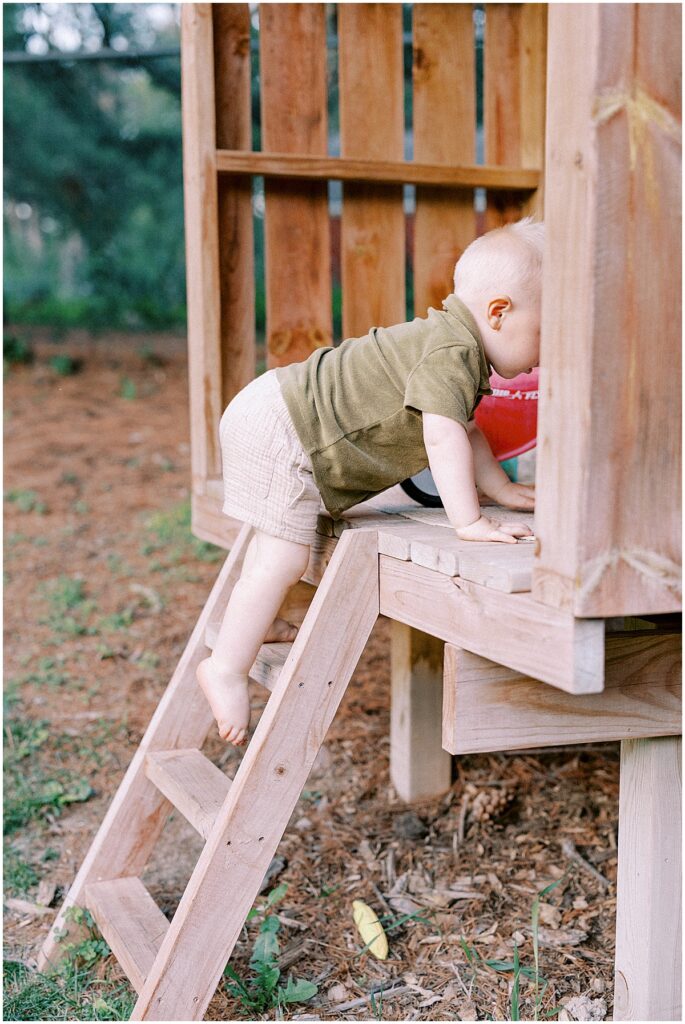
[37,524,379,1020]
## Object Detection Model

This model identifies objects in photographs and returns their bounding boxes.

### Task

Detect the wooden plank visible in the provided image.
[532,4,682,616]
[338,4,405,337]
[84,877,170,995]
[390,622,452,802]
[457,544,535,593]
[483,4,546,226]
[132,530,379,1019]
[260,5,332,366]
[191,485,239,552]
[215,150,541,191]
[213,4,256,406]
[379,555,605,694]
[38,527,254,972]
[144,749,231,841]
[443,634,682,755]
[614,735,682,1021]
[413,4,476,316]
[181,4,223,491]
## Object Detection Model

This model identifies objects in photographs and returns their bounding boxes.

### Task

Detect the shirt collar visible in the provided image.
[442,293,493,394]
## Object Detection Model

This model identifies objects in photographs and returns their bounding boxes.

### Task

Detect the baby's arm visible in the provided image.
[422,412,532,544]
[466,420,535,510]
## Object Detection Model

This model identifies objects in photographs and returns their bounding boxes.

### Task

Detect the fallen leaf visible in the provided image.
[352,899,388,960]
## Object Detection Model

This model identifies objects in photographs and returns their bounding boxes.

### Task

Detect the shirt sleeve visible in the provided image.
[403,347,478,426]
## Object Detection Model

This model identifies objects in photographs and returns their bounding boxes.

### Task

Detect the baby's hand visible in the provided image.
[489,480,535,510]
[456,514,533,545]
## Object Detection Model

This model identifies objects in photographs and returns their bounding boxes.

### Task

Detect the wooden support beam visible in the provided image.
[181,4,223,491]
[443,633,681,755]
[533,4,682,616]
[215,151,541,192]
[390,622,452,803]
[614,735,682,1021]
[379,555,604,694]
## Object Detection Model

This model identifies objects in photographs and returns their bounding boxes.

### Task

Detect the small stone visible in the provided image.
[393,811,427,840]
[327,984,348,1003]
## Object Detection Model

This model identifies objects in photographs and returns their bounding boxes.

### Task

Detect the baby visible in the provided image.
[197,216,543,745]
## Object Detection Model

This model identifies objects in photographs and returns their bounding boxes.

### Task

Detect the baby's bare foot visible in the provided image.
[196,657,251,746]
[263,617,299,643]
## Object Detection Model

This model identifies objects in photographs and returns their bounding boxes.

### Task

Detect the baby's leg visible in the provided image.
[196,530,310,746]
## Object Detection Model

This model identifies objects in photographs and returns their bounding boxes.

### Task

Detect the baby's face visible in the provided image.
[488,301,541,379]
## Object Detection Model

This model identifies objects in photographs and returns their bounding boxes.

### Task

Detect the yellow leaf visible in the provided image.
[352,899,388,960]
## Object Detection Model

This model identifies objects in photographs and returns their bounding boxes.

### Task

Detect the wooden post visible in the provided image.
[181,4,223,492]
[390,621,452,803]
[614,736,682,1021]
[533,4,682,616]
[260,4,332,366]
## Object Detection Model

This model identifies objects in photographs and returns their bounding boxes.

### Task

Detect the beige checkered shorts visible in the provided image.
[219,368,323,545]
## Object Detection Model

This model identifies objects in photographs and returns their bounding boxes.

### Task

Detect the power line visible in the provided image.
[3,45,181,65]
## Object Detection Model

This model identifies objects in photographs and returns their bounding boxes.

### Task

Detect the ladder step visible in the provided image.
[84,876,169,994]
[202,626,292,693]
[144,748,231,840]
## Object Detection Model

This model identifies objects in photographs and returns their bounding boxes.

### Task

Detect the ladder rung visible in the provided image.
[84,876,169,994]
[202,629,292,693]
[144,748,231,840]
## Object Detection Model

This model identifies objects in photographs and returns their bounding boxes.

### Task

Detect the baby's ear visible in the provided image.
[487,296,512,330]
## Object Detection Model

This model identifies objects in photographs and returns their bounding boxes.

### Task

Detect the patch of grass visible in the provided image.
[4,333,35,367]
[3,843,40,896]
[140,499,222,567]
[72,499,90,515]
[48,353,82,376]
[105,552,136,577]
[5,907,135,1021]
[38,574,99,638]
[20,656,74,690]
[97,608,135,632]
[119,376,137,400]
[224,883,318,1016]
[4,488,48,514]
[3,713,96,835]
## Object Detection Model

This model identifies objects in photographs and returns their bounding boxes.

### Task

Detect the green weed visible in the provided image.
[4,333,34,366]
[119,376,137,399]
[224,883,318,1016]
[3,843,40,896]
[141,499,222,567]
[4,488,48,514]
[20,655,74,689]
[49,353,82,376]
[38,574,98,638]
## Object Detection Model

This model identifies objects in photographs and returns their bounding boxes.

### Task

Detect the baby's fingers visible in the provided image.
[488,530,518,544]
[499,522,532,537]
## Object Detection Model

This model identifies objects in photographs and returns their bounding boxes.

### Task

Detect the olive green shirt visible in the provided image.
[275,294,493,518]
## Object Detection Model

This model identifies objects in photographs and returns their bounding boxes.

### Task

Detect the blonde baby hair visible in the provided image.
[453,216,545,304]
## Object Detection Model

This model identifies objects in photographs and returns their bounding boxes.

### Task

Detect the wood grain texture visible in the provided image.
[614,735,682,1021]
[484,4,546,226]
[216,149,541,190]
[379,554,605,694]
[213,4,256,406]
[84,877,170,995]
[144,749,231,841]
[181,4,223,491]
[131,530,379,1020]
[532,4,682,616]
[413,4,476,315]
[390,621,452,802]
[37,527,254,973]
[443,633,681,755]
[260,4,332,365]
[338,4,405,337]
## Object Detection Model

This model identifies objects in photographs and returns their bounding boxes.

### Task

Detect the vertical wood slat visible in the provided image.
[181,4,223,490]
[483,4,546,228]
[338,4,405,337]
[532,3,682,616]
[260,4,332,367]
[213,4,255,408]
[412,4,476,316]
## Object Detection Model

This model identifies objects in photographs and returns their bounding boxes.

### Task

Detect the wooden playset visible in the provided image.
[39,4,681,1020]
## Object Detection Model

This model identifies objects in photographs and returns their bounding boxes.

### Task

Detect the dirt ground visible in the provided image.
[4,331,619,1021]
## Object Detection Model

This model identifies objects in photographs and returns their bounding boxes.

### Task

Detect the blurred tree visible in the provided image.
[3,2,186,331]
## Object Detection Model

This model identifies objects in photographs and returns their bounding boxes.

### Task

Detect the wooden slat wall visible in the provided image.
[412,4,476,316]
[532,3,682,616]
[483,3,546,228]
[338,4,405,337]
[260,4,332,366]
[181,4,223,490]
[213,4,255,408]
